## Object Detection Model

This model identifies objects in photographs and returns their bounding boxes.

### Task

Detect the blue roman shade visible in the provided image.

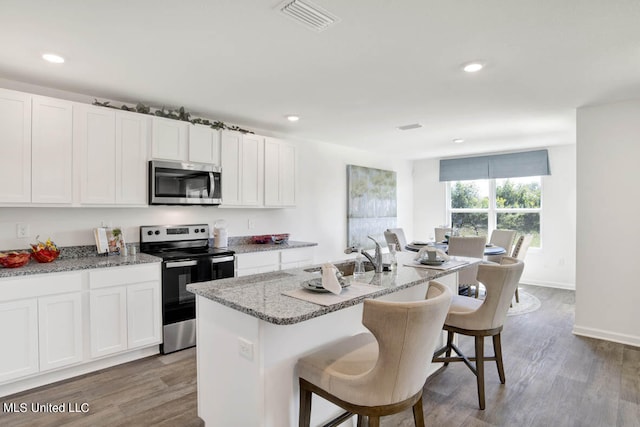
[439,149,550,182]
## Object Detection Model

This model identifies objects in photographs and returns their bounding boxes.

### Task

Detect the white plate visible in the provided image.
[411,241,429,245]
[419,259,446,266]
[301,279,350,293]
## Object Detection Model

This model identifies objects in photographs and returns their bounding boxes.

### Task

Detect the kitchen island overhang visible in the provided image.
[187,252,481,426]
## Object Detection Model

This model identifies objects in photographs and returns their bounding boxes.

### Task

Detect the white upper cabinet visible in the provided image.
[0,89,31,203]
[31,95,73,204]
[220,131,264,207]
[264,137,297,207]
[74,106,150,206]
[116,111,149,205]
[189,124,220,164]
[74,104,117,204]
[151,117,189,161]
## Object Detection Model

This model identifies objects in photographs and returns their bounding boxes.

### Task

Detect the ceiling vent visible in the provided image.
[278,0,340,32]
[397,123,423,131]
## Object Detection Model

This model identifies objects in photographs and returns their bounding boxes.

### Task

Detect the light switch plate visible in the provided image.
[16,223,29,238]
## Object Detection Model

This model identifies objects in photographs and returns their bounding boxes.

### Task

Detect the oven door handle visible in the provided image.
[211,256,235,264]
[165,260,198,268]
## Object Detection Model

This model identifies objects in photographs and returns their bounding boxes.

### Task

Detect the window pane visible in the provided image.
[452,212,488,238]
[495,177,541,209]
[497,212,540,247]
[450,180,489,209]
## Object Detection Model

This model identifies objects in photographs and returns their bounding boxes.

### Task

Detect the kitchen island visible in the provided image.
[187,251,480,427]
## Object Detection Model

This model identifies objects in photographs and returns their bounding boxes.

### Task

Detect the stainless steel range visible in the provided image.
[140,224,235,354]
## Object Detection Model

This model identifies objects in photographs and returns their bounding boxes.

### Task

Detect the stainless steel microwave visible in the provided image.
[149,160,222,206]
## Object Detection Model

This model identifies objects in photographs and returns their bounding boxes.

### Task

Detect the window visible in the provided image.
[448,176,541,247]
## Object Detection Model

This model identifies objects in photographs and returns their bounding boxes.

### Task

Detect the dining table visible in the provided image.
[404,241,506,256]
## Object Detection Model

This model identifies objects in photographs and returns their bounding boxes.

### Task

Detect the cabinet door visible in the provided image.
[240,133,264,206]
[264,138,280,206]
[151,117,188,161]
[38,293,83,371]
[31,96,73,204]
[220,131,242,205]
[90,287,128,358]
[127,282,162,349]
[0,89,31,203]
[0,299,39,382]
[116,111,149,205]
[279,141,296,206]
[75,104,116,204]
[189,125,220,164]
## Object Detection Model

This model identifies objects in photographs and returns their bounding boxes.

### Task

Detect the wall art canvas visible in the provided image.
[347,165,397,250]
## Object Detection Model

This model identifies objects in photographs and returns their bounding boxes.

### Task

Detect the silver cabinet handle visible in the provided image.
[209,172,216,198]
[211,256,235,264]
[165,260,198,268]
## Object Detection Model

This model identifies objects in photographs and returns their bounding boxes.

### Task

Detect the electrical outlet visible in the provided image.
[238,337,254,360]
[247,218,255,229]
[16,223,29,238]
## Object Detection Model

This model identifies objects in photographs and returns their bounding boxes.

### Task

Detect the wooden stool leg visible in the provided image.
[475,336,486,410]
[369,416,380,427]
[493,333,506,384]
[515,287,520,303]
[299,379,312,427]
[444,331,454,366]
[357,415,365,427]
[412,394,425,427]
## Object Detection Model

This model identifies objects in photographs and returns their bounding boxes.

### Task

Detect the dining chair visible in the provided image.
[510,234,533,303]
[297,281,452,427]
[385,228,408,251]
[435,227,452,243]
[485,229,517,263]
[432,257,524,410]
[447,236,486,297]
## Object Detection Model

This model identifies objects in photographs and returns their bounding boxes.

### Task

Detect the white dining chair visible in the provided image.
[486,229,516,263]
[435,227,452,242]
[385,228,408,251]
[447,236,486,297]
[511,234,533,302]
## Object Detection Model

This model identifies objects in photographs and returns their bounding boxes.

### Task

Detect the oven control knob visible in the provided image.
[154,230,160,235]
[200,228,206,233]
[194,229,199,233]
[147,230,153,236]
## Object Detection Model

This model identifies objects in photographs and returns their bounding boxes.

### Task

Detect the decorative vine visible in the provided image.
[92,99,253,134]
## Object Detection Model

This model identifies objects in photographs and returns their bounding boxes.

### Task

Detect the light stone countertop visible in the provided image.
[188,252,480,325]
[0,253,161,279]
[228,240,317,254]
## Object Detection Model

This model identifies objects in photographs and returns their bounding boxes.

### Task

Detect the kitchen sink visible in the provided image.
[304,260,375,276]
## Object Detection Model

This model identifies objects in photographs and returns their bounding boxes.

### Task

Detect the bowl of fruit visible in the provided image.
[0,251,31,268]
[31,237,60,263]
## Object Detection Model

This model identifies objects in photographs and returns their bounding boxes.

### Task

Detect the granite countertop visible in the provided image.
[229,240,317,254]
[188,252,480,326]
[0,252,161,279]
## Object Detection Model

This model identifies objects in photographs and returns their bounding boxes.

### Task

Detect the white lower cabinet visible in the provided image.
[89,264,162,358]
[0,299,39,383]
[236,247,315,277]
[38,293,83,371]
[90,286,128,358]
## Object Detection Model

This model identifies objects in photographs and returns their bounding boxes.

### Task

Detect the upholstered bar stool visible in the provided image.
[432,257,524,410]
[297,281,452,427]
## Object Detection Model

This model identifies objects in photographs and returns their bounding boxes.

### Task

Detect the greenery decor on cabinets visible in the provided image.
[92,99,253,134]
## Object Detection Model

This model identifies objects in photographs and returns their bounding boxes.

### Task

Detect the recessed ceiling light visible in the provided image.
[286,115,300,122]
[397,123,422,131]
[463,62,483,73]
[42,53,65,64]
[452,138,464,144]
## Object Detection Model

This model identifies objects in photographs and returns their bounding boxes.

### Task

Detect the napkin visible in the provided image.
[321,263,342,295]
[415,246,450,261]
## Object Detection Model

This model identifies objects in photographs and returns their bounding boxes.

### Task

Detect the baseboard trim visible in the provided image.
[520,279,575,290]
[572,326,640,347]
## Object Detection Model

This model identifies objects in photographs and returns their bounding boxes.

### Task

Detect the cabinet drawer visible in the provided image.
[280,247,314,264]
[0,273,82,303]
[89,264,160,289]
[236,251,280,269]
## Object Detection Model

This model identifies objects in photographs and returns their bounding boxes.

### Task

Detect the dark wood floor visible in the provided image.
[1,285,638,427]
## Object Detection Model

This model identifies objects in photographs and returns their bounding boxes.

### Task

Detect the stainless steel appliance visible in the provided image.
[140,224,235,354]
[149,160,222,206]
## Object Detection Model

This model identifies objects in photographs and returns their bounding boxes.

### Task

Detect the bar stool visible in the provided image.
[297,281,452,427]
[432,257,524,409]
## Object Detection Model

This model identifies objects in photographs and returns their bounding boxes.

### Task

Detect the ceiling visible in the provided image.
[1,0,640,160]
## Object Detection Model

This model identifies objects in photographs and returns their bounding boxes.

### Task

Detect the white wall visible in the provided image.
[412,144,576,289]
[0,81,414,264]
[574,99,640,347]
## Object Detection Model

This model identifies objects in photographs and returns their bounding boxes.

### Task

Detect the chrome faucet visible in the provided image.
[344,235,383,273]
